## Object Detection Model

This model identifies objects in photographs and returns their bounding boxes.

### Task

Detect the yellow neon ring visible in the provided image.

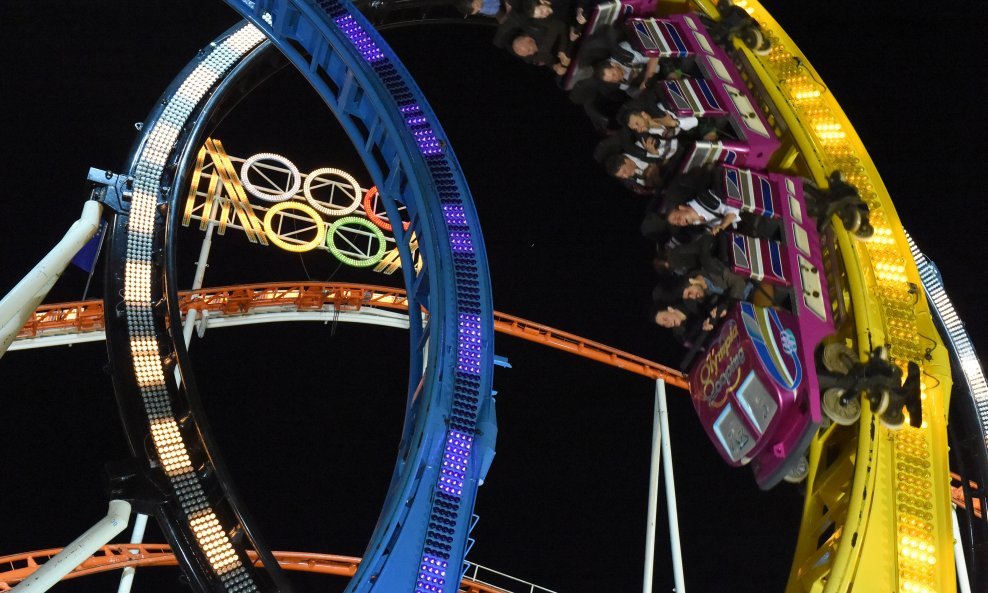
[262,201,327,253]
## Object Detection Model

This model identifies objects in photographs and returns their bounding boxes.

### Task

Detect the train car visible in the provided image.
[566,0,845,488]
[685,165,832,489]
[564,2,779,168]
[564,0,928,492]
[624,13,779,169]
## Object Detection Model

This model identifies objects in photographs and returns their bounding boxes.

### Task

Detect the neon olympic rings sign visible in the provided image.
[181,139,413,271]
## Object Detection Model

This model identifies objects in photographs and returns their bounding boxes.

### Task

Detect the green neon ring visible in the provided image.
[326,216,387,267]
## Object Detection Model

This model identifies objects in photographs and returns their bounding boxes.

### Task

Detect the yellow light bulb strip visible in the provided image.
[205,139,269,244]
[696,3,954,593]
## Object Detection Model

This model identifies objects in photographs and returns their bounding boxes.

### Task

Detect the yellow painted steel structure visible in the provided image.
[687,2,956,592]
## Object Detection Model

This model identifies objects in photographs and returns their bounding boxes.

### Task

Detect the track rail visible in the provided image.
[709,2,956,592]
[0,545,511,593]
[95,0,496,589]
[14,282,687,388]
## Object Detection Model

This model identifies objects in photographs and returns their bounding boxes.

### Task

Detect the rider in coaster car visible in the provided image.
[603,152,666,195]
[661,163,781,240]
[518,0,584,42]
[493,0,574,75]
[620,88,721,142]
[455,0,516,23]
[651,276,724,347]
[578,25,692,98]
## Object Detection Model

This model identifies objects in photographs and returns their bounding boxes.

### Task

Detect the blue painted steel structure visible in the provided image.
[212,1,499,590]
[101,1,495,592]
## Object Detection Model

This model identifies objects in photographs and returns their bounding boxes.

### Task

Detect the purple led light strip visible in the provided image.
[416,430,474,593]
[441,203,468,227]
[325,24,484,586]
[401,102,444,156]
[334,15,384,63]
[457,314,482,374]
[438,430,473,497]
[415,553,449,593]
[398,94,482,593]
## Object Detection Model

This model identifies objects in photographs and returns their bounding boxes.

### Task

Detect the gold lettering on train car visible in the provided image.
[697,321,745,408]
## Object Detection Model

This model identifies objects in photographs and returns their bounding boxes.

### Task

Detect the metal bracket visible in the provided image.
[104,457,169,515]
[87,167,134,214]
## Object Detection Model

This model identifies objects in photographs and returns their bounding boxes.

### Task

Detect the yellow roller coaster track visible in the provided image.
[688,1,955,592]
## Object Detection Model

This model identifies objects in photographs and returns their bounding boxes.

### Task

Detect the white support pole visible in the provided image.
[659,380,686,593]
[12,500,130,593]
[0,201,103,357]
[952,505,972,593]
[191,221,216,292]
[643,381,664,593]
[115,513,148,593]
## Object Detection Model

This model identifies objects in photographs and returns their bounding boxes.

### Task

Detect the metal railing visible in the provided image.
[461,562,558,593]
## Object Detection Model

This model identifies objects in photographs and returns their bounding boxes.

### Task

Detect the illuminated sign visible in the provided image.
[182,139,416,274]
[695,320,746,409]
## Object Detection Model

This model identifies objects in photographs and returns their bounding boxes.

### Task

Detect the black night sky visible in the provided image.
[0,2,985,593]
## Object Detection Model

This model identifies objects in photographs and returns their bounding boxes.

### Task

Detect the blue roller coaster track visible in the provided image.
[100,2,495,592]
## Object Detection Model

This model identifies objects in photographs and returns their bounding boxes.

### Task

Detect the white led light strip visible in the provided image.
[907,233,988,437]
[123,23,267,590]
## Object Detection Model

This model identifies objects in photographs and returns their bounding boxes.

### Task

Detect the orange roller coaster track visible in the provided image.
[15,283,980,511]
[0,544,510,593]
[15,282,688,389]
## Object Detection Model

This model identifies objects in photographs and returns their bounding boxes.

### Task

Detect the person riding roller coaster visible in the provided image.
[493,0,578,73]
[661,163,782,240]
[498,17,573,74]
[455,0,512,22]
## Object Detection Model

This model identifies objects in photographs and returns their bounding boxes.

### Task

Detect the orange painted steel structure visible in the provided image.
[493,310,687,387]
[17,282,688,388]
[0,544,507,593]
[951,472,984,519]
[20,285,984,507]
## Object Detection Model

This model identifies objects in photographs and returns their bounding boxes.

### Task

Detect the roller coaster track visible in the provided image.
[0,545,515,593]
[11,283,687,388]
[2,1,977,593]
[12,284,982,523]
[273,3,979,590]
[92,1,496,591]
[700,2,956,592]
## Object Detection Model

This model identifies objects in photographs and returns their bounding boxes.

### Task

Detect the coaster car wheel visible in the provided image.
[880,404,906,430]
[870,388,891,416]
[822,388,861,426]
[739,26,771,55]
[822,342,856,375]
[839,203,862,233]
[855,213,875,238]
[783,455,810,484]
